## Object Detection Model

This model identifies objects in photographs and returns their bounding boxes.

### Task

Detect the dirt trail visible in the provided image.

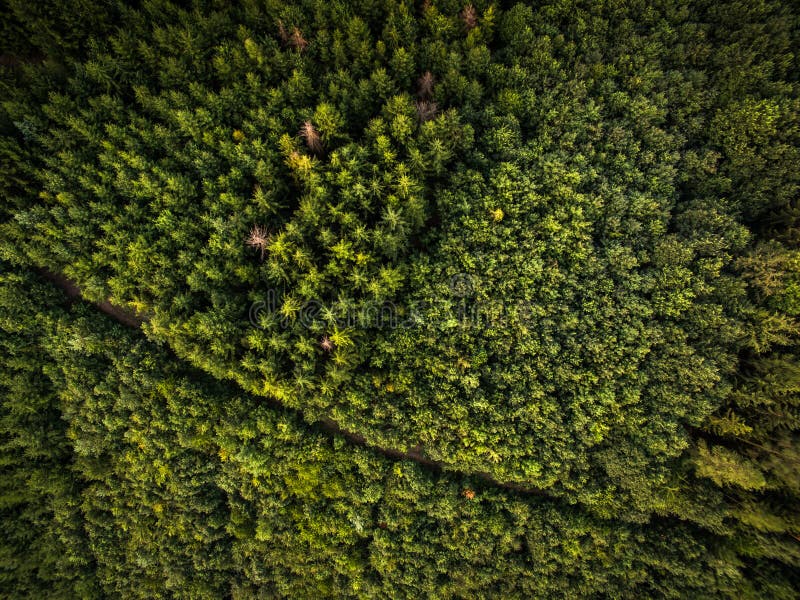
[37,268,144,327]
[38,266,548,498]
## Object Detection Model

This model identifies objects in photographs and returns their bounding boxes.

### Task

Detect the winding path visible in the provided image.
[36,266,549,498]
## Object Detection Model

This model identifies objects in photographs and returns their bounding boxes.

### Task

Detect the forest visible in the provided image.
[0,0,799,597]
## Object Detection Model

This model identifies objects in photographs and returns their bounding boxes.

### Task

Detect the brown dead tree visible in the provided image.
[288,27,308,52]
[415,100,438,122]
[299,121,323,155]
[461,4,478,31]
[246,225,270,260]
[417,70,435,99]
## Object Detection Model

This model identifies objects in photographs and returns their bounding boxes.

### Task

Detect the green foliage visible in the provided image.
[0,265,786,598]
[0,269,100,597]
[1,0,800,596]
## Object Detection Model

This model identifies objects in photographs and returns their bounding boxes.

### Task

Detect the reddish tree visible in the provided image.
[299,121,323,154]
[288,27,308,52]
[461,5,478,31]
[415,100,438,122]
[417,71,435,99]
[277,20,289,44]
[246,225,270,260]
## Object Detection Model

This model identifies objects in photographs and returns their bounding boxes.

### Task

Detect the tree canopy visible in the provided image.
[1,0,799,597]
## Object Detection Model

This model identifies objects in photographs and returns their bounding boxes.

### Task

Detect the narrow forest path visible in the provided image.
[38,268,145,327]
[36,266,550,499]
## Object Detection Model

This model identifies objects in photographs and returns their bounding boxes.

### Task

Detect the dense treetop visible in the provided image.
[1,0,799,597]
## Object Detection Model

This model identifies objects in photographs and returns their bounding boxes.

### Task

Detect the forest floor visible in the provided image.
[37,268,144,327]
